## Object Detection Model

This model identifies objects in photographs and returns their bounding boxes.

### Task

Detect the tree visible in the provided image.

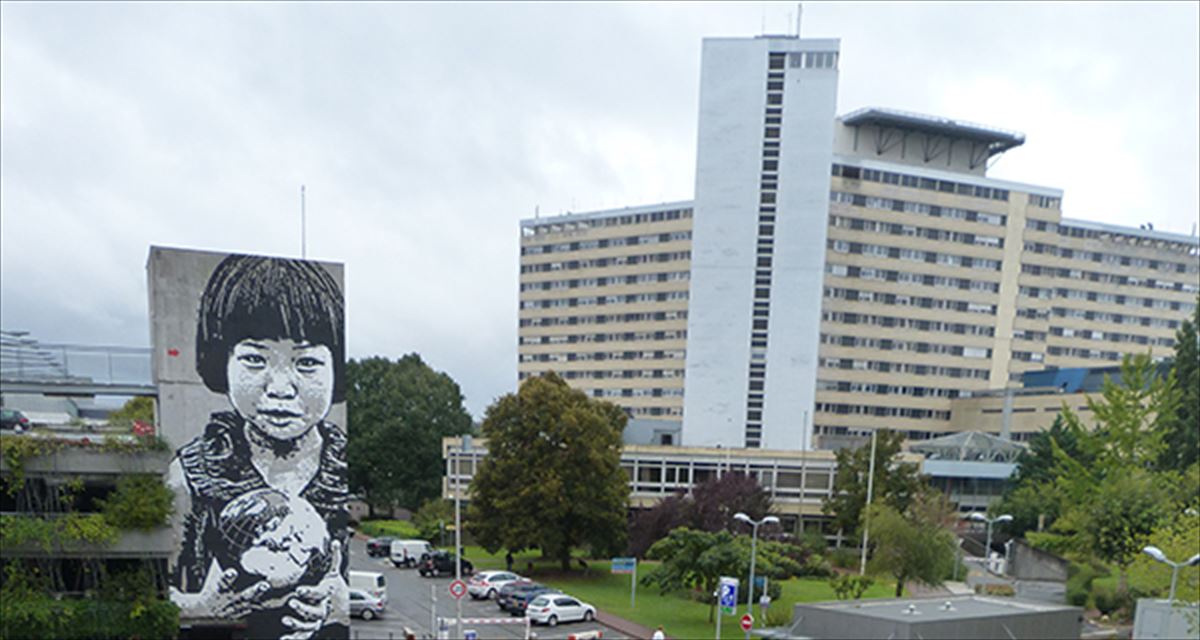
[690,472,773,533]
[866,494,957,597]
[642,528,743,622]
[412,498,454,543]
[107,397,154,428]
[467,372,629,570]
[346,355,473,514]
[628,493,690,558]
[1160,299,1199,472]
[823,429,927,537]
[996,415,1092,538]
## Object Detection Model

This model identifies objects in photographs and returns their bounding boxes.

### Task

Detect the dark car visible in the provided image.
[366,537,395,558]
[501,583,561,616]
[0,409,30,432]
[418,551,473,578]
[495,580,535,611]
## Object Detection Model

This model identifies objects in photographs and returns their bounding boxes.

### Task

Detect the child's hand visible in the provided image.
[172,558,270,619]
[282,539,347,640]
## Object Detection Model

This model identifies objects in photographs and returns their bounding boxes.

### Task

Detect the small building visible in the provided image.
[777,595,1082,639]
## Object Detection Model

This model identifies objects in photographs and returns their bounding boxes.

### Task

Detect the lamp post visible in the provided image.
[1143,546,1200,603]
[734,512,779,640]
[455,435,472,639]
[967,512,1012,573]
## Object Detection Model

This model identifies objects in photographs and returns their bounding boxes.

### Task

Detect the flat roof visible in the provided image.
[1060,217,1200,246]
[841,107,1025,152]
[798,595,1076,623]
[519,200,693,228]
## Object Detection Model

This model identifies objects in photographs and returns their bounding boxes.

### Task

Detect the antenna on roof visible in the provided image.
[535,205,540,219]
[797,3,803,37]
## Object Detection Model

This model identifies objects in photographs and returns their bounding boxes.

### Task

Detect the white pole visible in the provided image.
[715,585,722,640]
[430,584,436,639]
[631,559,637,609]
[746,525,758,640]
[455,441,462,639]
[859,429,877,575]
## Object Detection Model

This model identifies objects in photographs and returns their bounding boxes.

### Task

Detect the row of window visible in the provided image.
[1021,262,1199,293]
[828,239,1003,270]
[827,263,1001,293]
[520,291,689,310]
[628,406,683,418]
[832,164,1011,202]
[518,330,688,346]
[1012,351,1045,363]
[592,387,685,398]
[820,333,992,358]
[1049,326,1175,347]
[816,379,965,398]
[519,310,688,327]
[829,214,1005,248]
[519,349,686,363]
[1013,329,1048,342]
[522,231,691,255]
[1018,282,1197,312]
[1028,194,1063,209]
[518,368,686,380]
[1045,346,1124,362]
[520,251,691,274]
[823,311,996,337]
[1025,219,1200,256]
[823,287,997,315]
[819,357,991,379]
[520,271,690,292]
[817,425,937,441]
[830,190,1007,225]
[523,209,692,237]
[1023,237,1199,274]
[1048,307,1182,329]
[815,402,953,420]
[789,50,838,69]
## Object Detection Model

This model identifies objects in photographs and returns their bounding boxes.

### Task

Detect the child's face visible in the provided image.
[226,338,334,441]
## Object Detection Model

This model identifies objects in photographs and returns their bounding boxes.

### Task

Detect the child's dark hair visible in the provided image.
[196,254,345,402]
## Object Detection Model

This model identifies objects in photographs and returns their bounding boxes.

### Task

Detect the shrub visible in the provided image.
[99,475,174,530]
[830,547,858,569]
[830,574,874,600]
[800,530,828,555]
[765,605,792,627]
[1066,563,1103,607]
[1092,583,1119,614]
[978,583,1015,597]
[801,553,832,578]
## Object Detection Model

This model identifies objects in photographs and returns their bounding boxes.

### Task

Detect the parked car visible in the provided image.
[467,570,524,600]
[418,551,473,578]
[348,571,388,607]
[390,539,434,568]
[526,594,596,627]
[0,409,30,432]
[495,579,535,611]
[366,537,395,557]
[349,589,385,620]
[501,583,560,616]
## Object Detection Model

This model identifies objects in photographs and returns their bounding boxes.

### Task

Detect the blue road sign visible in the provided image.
[611,557,637,574]
[719,577,739,615]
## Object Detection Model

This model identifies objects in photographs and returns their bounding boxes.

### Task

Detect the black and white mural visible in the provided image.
[150,248,349,639]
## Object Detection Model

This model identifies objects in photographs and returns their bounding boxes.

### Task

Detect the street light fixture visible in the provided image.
[1143,545,1200,603]
[966,512,1012,572]
[734,512,779,640]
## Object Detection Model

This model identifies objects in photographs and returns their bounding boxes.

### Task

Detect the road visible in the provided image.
[348,536,623,640]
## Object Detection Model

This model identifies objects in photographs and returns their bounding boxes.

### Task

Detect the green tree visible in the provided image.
[412,498,454,543]
[467,372,628,570]
[823,429,927,538]
[346,355,473,514]
[641,528,744,623]
[866,494,957,597]
[996,415,1092,538]
[1160,299,1199,472]
[106,397,154,428]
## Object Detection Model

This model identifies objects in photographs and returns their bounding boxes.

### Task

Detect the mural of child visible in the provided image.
[167,254,349,640]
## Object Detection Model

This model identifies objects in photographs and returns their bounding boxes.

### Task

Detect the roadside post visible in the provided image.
[611,556,638,608]
[717,576,738,640]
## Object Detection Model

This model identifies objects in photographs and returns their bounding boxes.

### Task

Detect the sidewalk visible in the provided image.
[595,610,659,640]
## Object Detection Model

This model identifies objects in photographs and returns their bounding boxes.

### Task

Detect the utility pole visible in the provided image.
[859,429,878,575]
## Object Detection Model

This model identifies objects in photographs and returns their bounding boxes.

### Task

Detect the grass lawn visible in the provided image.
[458,547,899,638]
[356,519,420,539]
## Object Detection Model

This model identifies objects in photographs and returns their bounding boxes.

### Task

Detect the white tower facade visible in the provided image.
[683,36,840,450]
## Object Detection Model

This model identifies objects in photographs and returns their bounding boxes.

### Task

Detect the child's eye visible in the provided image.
[238,353,266,367]
[296,357,324,370]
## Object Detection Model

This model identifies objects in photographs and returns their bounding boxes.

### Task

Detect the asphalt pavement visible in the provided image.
[348,536,625,640]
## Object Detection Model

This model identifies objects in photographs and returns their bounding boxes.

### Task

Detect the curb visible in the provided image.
[595,610,661,640]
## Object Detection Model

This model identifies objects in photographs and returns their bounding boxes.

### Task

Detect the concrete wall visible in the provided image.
[1008,539,1069,582]
[1134,599,1200,640]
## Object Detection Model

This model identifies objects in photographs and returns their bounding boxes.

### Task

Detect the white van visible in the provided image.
[390,539,434,568]
[349,570,387,606]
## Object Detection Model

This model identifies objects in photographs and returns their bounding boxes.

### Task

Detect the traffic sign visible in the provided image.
[740,614,753,632]
[718,577,739,615]
[449,579,467,599]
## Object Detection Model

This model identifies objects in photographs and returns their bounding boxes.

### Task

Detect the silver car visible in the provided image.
[349,588,385,620]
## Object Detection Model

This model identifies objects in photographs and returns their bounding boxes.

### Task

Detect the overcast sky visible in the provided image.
[2,2,1197,418]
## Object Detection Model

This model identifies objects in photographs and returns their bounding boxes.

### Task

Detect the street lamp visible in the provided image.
[734,512,779,639]
[1143,545,1200,603]
[966,512,1012,572]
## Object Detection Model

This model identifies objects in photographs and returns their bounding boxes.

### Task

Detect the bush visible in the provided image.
[977,583,1015,597]
[1092,583,1119,614]
[830,547,858,569]
[1066,563,1103,607]
[99,475,174,530]
[800,530,828,555]
[765,605,792,627]
[830,574,874,600]
[800,553,832,578]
